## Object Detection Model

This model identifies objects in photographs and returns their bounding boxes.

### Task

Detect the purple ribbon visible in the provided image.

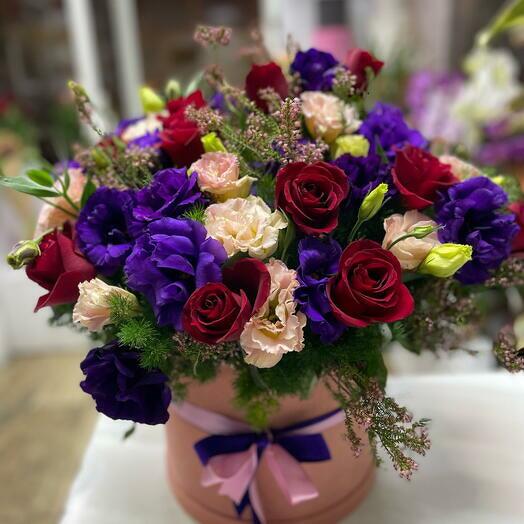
[172,401,344,523]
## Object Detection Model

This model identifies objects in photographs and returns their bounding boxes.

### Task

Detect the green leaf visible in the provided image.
[184,71,204,96]
[0,175,61,198]
[277,211,295,262]
[26,169,55,188]
[477,0,524,46]
[81,178,97,207]
[63,169,71,192]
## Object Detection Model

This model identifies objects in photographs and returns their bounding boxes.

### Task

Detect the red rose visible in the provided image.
[275,161,349,235]
[26,224,96,312]
[392,146,457,210]
[509,201,524,254]
[182,258,270,344]
[327,239,414,328]
[344,48,384,91]
[160,91,206,167]
[245,62,289,112]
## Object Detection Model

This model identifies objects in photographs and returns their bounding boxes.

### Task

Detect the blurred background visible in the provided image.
[0,1,522,523]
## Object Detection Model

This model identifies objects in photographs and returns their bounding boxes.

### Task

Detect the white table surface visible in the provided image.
[61,373,524,524]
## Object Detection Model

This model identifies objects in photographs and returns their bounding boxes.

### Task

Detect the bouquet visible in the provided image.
[2,25,524,503]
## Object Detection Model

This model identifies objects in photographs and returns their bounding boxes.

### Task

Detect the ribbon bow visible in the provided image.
[173,402,344,524]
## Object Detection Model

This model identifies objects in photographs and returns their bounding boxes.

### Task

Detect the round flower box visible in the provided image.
[165,366,375,523]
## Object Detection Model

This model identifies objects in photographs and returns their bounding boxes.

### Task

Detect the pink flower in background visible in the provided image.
[190,152,255,202]
[439,155,482,180]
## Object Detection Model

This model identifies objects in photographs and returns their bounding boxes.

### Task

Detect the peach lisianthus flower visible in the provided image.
[204,195,287,259]
[34,167,86,237]
[382,210,440,270]
[73,278,139,332]
[439,155,482,180]
[240,259,306,368]
[301,91,361,143]
[190,152,255,201]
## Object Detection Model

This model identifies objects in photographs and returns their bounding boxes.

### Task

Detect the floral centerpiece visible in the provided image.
[2,25,523,523]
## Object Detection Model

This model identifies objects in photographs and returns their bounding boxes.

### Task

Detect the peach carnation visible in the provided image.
[240,259,306,368]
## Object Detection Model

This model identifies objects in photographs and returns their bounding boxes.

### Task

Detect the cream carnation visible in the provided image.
[190,152,255,202]
[34,167,86,237]
[301,91,361,143]
[240,259,306,368]
[382,211,440,270]
[439,155,482,180]
[73,278,139,332]
[204,195,287,259]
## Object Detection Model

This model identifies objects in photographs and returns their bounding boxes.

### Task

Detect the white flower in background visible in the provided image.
[73,278,139,332]
[204,195,288,259]
[301,91,361,143]
[450,48,520,148]
[121,114,163,143]
[439,155,482,180]
[240,259,306,368]
[382,211,440,270]
[189,152,255,202]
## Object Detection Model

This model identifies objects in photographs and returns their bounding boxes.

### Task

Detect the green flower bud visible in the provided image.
[165,79,182,100]
[139,86,165,113]
[6,240,41,270]
[333,134,370,159]
[418,243,473,278]
[201,132,227,153]
[91,147,111,169]
[358,183,388,222]
[410,224,440,239]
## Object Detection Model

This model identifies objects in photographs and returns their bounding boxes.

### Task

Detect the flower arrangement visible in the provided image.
[1,26,523,493]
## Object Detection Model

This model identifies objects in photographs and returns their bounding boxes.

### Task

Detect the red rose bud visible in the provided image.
[509,201,524,254]
[392,146,458,210]
[26,225,96,312]
[344,48,384,91]
[275,161,349,235]
[182,258,270,344]
[327,239,414,327]
[159,90,206,167]
[245,62,289,112]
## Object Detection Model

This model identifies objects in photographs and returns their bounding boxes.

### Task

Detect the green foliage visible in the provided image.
[0,173,60,198]
[182,203,206,223]
[256,172,276,206]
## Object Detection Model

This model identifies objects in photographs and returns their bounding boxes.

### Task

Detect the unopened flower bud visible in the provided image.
[91,147,111,168]
[418,243,472,278]
[165,79,182,100]
[201,132,227,153]
[410,224,439,239]
[358,183,388,222]
[139,86,165,113]
[333,134,370,159]
[6,240,41,270]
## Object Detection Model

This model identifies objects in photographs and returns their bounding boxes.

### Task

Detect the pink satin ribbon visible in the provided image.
[172,401,345,523]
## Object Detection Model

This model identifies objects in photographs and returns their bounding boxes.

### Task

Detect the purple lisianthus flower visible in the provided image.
[405,71,465,144]
[332,152,395,205]
[80,340,171,425]
[115,116,162,148]
[360,103,427,160]
[128,168,204,237]
[295,237,345,342]
[290,48,338,91]
[436,176,519,284]
[124,218,227,330]
[476,135,524,166]
[76,187,135,276]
